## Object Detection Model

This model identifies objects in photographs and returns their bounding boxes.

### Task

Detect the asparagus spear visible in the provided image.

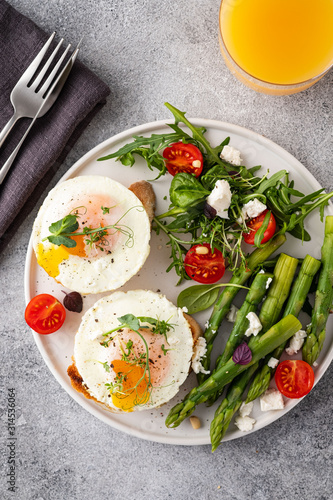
[303,216,333,365]
[165,314,301,428]
[216,272,273,366]
[208,253,298,446]
[246,254,321,403]
[210,363,259,452]
[197,233,287,384]
[205,271,273,407]
[258,253,299,332]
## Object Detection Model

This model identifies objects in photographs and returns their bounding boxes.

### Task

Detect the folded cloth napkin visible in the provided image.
[0,0,110,252]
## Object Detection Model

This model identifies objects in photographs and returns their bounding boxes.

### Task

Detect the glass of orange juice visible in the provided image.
[219,0,333,95]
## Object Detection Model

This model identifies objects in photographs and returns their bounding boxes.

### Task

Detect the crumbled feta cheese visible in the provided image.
[226,232,236,241]
[241,199,267,220]
[260,388,285,411]
[191,337,210,374]
[244,312,262,337]
[259,269,265,274]
[266,277,273,289]
[239,401,254,418]
[181,306,188,313]
[226,304,239,323]
[235,415,256,432]
[220,145,242,166]
[285,329,307,356]
[267,357,279,369]
[206,180,232,219]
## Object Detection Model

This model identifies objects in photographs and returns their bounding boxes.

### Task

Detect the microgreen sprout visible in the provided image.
[161,344,173,356]
[43,205,144,250]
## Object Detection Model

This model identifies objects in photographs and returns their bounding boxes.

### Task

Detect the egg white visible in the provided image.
[73,290,194,412]
[32,176,151,294]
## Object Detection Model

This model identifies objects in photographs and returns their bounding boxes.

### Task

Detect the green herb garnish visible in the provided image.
[43,206,143,251]
[100,314,175,408]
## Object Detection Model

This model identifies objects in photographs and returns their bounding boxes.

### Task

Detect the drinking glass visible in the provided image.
[219,0,333,95]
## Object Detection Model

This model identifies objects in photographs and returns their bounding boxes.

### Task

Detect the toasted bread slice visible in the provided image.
[129,180,156,224]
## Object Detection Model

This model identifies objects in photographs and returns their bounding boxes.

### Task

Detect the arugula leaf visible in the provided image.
[256,170,287,194]
[248,165,262,176]
[284,188,325,211]
[254,210,272,248]
[165,206,204,232]
[97,129,193,179]
[116,147,167,179]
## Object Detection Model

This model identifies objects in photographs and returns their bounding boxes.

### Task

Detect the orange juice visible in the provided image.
[219,0,333,92]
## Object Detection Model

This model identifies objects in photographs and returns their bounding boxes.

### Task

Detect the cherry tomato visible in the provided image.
[275,360,314,399]
[25,294,66,334]
[162,142,203,177]
[184,243,225,284]
[243,209,276,245]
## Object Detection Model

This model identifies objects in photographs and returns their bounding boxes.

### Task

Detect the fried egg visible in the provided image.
[32,176,151,294]
[69,290,195,412]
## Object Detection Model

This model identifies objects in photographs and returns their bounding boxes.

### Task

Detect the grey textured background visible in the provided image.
[1,1,333,499]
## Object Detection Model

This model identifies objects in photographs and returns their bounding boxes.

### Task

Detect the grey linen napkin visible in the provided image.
[0,0,110,251]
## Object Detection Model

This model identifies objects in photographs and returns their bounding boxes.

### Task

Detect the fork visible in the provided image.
[0,37,80,184]
[0,32,72,149]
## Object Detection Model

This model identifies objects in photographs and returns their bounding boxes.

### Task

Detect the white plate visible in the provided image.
[25,118,333,446]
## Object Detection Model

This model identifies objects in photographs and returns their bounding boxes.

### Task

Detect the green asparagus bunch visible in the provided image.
[209,253,298,449]
[165,314,301,428]
[246,254,321,403]
[303,216,333,365]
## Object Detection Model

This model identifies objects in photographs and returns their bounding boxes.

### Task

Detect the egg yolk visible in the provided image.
[36,235,86,278]
[108,328,172,411]
[111,359,150,411]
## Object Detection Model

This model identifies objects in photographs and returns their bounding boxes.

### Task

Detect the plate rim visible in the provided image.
[24,117,333,446]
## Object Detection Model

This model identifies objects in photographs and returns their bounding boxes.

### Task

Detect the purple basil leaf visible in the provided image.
[232,342,252,365]
[62,291,83,313]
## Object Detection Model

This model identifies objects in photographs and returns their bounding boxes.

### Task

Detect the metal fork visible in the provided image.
[0,32,72,149]
[0,36,80,184]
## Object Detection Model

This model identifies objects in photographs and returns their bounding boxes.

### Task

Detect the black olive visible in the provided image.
[203,201,217,220]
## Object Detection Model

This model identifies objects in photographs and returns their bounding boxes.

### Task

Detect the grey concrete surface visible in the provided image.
[1,1,333,499]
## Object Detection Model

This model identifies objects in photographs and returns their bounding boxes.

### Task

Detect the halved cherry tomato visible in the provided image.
[162,142,203,177]
[243,209,276,245]
[184,243,225,284]
[275,360,314,399]
[25,294,66,334]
